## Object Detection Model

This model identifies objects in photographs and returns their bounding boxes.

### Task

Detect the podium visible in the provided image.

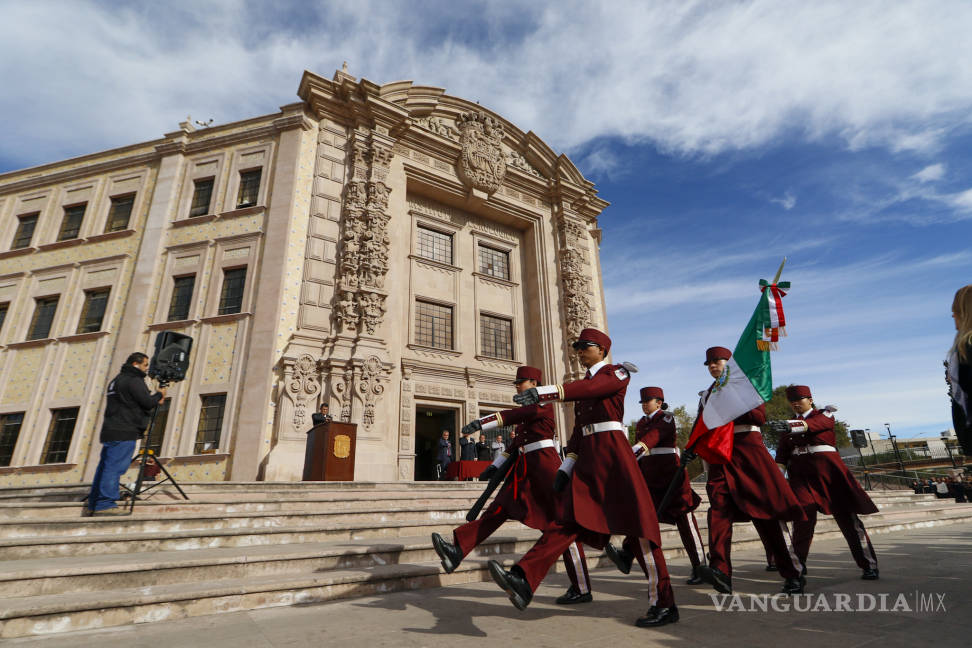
[303,421,357,481]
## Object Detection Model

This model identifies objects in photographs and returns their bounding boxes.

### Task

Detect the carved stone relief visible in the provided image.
[356,355,388,428]
[456,111,506,195]
[282,354,322,435]
[414,116,459,140]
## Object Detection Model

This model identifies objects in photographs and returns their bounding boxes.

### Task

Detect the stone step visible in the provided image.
[2,505,970,640]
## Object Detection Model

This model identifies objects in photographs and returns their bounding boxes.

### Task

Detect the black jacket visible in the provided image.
[101,364,162,441]
[952,342,972,455]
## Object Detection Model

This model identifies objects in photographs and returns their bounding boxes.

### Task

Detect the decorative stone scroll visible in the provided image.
[456,111,506,195]
[556,214,597,374]
[357,355,388,428]
[334,368,354,422]
[284,354,322,432]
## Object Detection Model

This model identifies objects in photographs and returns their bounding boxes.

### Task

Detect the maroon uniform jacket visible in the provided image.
[547,363,662,548]
[775,409,878,516]
[484,403,564,530]
[634,410,701,524]
[701,399,805,522]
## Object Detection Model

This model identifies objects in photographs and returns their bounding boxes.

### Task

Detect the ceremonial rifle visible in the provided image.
[465,454,516,522]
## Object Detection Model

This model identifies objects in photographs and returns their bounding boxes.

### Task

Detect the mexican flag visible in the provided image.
[687,279,790,464]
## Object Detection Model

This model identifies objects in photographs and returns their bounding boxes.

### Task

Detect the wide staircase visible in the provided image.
[0,481,969,639]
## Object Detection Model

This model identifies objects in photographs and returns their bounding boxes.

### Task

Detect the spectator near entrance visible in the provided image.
[436,430,453,480]
[491,435,505,460]
[476,433,492,461]
[935,478,949,498]
[460,430,478,461]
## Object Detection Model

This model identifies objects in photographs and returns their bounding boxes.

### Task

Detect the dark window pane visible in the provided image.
[236,170,261,208]
[12,213,38,249]
[0,412,24,467]
[218,268,246,315]
[480,314,513,359]
[478,245,510,280]
[415,300,453,349]
[57,204,86,241]
[195,394,226,453]
[167,275,195,322]
[145,398,170,456]
[28,296,59,340]
[42,408,78,464]
[0,302,8,335]
[76,288,110,334]
[189,178,214,217]
[106,194,135,232]
[416,226,452,264]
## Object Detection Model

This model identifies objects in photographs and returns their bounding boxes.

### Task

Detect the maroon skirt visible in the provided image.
[639,453,702,524]
[786,452,878,516]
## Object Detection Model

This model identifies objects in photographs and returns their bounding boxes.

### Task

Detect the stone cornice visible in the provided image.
[0,151,160,195]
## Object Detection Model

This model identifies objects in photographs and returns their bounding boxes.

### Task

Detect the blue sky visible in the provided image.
[2,0,970,441]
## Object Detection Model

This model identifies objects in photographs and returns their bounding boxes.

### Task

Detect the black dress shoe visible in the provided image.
[431,532,463,574]
[801,564,807,577]
[635,605,679,628]
[765,564,778,572]
[685,565,704,585]
[781,576,806,594]
[488,560,533,611]
[696,565,732,594]
[861,568,879,580]
[555,585,593,604]
[604,542,634,575]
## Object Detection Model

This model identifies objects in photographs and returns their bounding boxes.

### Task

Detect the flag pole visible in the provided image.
[772,257,786,284]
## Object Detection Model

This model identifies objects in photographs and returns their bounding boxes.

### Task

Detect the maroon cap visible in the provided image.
[639,386,664,402]
[514,365,543,383]
[572,328,612,353]
[704,346,732,364]
[786,385,812,401]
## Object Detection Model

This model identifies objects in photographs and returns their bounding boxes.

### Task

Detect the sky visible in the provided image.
[1,0,970,441]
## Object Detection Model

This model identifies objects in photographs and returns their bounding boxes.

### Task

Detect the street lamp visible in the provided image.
[885,423,904,472]
[866,428,877,458]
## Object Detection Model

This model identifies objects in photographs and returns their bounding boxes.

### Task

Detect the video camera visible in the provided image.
[148,331,193,387]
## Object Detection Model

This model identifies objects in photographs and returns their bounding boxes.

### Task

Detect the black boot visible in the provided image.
[696,565,732,594]
[604,542,634,575]
[781,575,806,594]
[685,565,704,585]
[635,605,679,628]
[765,564,778,572]
[555,585,593,604]
[488,560,533,611]
[861,568,879,580]
[431,533,463,574]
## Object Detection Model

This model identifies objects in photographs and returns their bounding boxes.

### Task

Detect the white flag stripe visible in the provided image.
[700,357,764,428]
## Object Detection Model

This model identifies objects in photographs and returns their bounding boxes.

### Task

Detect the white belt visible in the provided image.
[734,424,761,434]
[648,447,679,455]
[792,444,837,455]
[521,439,556,454]
[581,421,625,436]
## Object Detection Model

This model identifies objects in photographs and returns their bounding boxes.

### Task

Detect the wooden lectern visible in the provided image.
[302,421,357,481]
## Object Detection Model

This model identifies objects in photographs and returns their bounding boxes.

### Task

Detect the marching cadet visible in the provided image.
[769,385,879,579]
[430,366,592,604]
[604,386,707,585]
[487,328,678,628]
[694,346,807,595]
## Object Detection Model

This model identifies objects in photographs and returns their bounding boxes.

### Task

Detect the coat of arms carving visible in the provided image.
[456,111,506,195]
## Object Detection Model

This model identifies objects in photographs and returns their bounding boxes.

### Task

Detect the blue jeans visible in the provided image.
[87,440,137,511]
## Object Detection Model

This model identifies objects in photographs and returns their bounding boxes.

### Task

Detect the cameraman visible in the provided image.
[83,352,166,516]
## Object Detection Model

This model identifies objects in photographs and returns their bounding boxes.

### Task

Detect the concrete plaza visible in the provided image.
[6,520,969,648]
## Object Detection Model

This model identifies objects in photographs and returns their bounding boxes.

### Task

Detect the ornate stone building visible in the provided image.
[0,68,609,485]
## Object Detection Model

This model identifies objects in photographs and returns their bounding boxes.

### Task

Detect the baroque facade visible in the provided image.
[0,68,609,485]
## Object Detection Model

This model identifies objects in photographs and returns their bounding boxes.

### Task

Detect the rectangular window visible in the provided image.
[27,296,59,340]
[416,226,453,264]
[0,412,24,467]
[57,203,87,241]
[236,169,261,208]
[167,275,195,322]
[189,178,214,217]
[105,194,135,232]
[195,394,226,453]
[0,302,8,335]
[76,288,110,334]
[145,398,170,457]
[415,300,453,349]
[480,314,513,360]
[42,408,79,464]
[12,213,38,249]
[478,245,510,280]
[217,267,246,315]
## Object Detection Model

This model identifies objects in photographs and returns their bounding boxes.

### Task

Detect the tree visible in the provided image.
[762,384,852,450]
[670,404,705,479]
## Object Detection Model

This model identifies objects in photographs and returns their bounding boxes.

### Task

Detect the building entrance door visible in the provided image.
[414,406,457,481]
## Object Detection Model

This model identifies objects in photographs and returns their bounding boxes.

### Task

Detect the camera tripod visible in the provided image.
[123,381,189,511]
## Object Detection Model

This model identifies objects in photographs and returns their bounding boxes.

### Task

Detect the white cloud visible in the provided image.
[770,191,797,210]
[912,163,946,183]
[3,0,972,169]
